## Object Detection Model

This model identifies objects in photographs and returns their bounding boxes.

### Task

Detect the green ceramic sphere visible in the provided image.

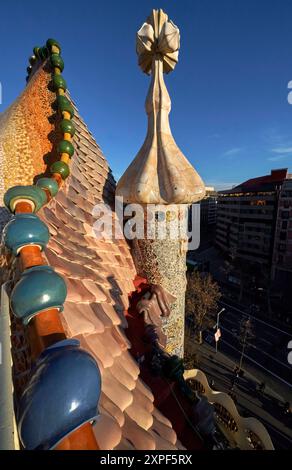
[52,74,67,91]
[50,54,64,72]
[58,140,74,157]
[46,38,61,51]
[4,185,47,213]
[60,119,75,137]
[50,161,70,180]
[33,47,40,57]
[57,95,74,118]
[39,47,49,60]
[36,177,59,197]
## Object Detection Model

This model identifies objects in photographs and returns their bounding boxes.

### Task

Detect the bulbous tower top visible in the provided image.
[116,9,205,204]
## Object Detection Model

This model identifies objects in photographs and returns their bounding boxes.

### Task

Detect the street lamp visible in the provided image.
[215,308,225,353]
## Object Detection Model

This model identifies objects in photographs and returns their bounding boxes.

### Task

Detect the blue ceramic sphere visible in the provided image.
[2,213,50,255]
[10,265,67,325]
[18,339,101,450]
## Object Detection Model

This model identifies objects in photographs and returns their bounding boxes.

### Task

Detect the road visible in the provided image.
[186,300,292,449]
[214,300,292,388]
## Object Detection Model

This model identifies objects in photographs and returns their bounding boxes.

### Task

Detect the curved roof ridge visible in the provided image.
[0,39,182,450]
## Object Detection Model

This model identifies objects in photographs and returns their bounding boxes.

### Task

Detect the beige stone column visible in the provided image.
[117,9,205,358]
[130,204,189,356]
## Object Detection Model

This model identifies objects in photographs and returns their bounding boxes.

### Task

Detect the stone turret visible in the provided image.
[116,9,205,357]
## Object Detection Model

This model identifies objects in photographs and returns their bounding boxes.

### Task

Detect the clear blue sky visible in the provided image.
[1,0,292,189]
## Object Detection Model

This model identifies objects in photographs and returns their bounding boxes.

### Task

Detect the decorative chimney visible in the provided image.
[116,9,205,357]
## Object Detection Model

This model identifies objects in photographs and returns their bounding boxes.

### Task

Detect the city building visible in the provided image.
[272,177,292,307]
[187,187,218,274]
[216,169,290,279]
[200,186,218,227]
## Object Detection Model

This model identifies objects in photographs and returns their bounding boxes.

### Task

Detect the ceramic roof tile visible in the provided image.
[47,241,101,268]
[101,368,134,411]
[55,202,86,233]
[42,206,61,231]
[60,198,90,224]
[116,353,140,381]
[45,250,101,282]
[100,329,126,358]
[90,303,122,327]
[67,187,94,212]
[100,303,128,328]
[62,302,105,336]
[149,431,178,451]
[108,362,136,391]
[114,439,136,451]
[81,279,110,302]
[58,225,89,247]
[125,401,154,431]
[152,407,173,428]
[177,440,186,450]
[93,413,122,450]
[131,387,154,414]
[151,416,177,445]
[82,333,115,369]
[135,377,155,402]
[111,326,131,351]
[65,278,97,303]
[100,393,125,428]
[90,305,116,329]
[54,188,69,209]
[122,416,156,450]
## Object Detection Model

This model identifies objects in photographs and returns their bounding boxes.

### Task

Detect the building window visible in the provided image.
[250,200,266,206]
[281,211,289,220]
[282,190,292,198]
[280,231,287,241]
[282,221,288,230]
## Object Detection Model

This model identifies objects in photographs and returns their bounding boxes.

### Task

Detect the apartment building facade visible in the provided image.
[272,177,292,305]
[216,169,289,278]
[200,186,218,227]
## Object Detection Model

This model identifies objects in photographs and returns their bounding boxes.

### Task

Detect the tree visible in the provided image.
[184,348,199,370]
[237,316,255,373]
[185,271,221,344]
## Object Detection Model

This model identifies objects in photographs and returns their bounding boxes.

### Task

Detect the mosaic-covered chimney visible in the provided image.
[116,9,205,357]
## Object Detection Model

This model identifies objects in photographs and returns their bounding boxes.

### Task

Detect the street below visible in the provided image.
[186,300,292,449]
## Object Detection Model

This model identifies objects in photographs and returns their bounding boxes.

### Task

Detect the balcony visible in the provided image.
[184,369,274,450]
